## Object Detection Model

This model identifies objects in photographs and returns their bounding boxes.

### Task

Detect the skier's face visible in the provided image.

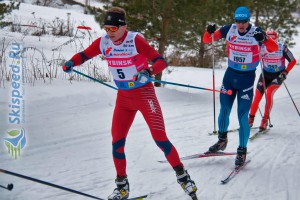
[105,25,127,42]
[235,20,249,33]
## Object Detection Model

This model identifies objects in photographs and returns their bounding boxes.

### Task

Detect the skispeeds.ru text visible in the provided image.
[8,43,23,124]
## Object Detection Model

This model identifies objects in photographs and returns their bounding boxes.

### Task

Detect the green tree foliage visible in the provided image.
[250,0,299,45]
[0,2,20,27]
[94,0,299,78]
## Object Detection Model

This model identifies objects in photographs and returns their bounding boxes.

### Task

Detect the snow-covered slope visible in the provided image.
[1,2,300,200]
[1,65,300,200]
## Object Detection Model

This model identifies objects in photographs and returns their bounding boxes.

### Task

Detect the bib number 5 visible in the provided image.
[117,69,125,79]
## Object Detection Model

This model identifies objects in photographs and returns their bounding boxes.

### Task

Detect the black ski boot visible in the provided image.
[208,132,228,153]
[235,146,247,167]
[174,166,198,200]
[108,176,130,200]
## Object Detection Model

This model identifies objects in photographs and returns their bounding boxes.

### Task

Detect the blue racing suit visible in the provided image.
[218,24,261,148]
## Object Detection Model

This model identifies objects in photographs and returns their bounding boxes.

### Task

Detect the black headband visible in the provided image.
[104,12,126,27]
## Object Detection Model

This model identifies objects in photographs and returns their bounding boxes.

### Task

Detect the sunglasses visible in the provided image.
[235,20,249,24]
[104,26,119,32]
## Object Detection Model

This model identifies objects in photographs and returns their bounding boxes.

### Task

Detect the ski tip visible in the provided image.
[128,195,148,200]
[190,193,198,200]
[220,178,230,184]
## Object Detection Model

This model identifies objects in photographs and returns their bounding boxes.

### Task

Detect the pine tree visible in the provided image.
[94,0,299,81]
[250,0,299,45]
[0,2,20,28]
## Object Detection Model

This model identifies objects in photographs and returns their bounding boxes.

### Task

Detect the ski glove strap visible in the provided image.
[132,69,150,83]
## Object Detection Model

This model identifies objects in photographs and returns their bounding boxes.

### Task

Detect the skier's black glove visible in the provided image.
[253,31,266,42]
[278,70,288,82]
[207,24,216,34]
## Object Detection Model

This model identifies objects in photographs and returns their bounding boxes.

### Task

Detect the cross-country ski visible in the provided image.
[249,129,270,140]
[158,152,237,163]
[220,160,251,184]
[208,126,259,135]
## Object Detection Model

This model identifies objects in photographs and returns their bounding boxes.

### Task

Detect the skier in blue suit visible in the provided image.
[203,6,278,166]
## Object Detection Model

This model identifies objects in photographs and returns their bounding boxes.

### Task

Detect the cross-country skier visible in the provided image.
[202,6,278,167]
[249,30,297,130]
[62,6,197,200]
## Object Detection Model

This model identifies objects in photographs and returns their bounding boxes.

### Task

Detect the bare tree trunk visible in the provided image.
[155,0,172,87]
[254,4,260,27]
[155,18,169,86]
[198,42,205,67]
[84,0,90,14]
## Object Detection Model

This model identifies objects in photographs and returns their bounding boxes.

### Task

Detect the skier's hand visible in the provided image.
[133,69,150,83]
[62,60,74,73]
[207,24,216,34]
[278,70,288,82]
[253,31,265,42]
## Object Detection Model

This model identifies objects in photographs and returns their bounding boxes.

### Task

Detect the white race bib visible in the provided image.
[110,65,137,81]
[229,50,253,63]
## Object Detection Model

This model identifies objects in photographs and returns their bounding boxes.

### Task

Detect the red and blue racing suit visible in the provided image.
[249,42,296,119]
[69,30,183,177]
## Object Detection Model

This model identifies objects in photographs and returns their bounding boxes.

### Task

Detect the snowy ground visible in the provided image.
[1,65,300,200]
[1,1,300,200]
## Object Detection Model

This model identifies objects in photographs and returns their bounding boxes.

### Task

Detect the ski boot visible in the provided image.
[235,146,247,167]
[174,166,198,200]
[108,176,130,200]
[248,114,255,128]
[259,116,268,131]
[208,132,228,153]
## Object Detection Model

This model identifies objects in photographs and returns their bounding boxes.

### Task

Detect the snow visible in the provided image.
[1,1,300,200]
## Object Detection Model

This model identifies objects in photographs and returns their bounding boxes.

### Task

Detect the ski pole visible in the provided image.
[73,69,118,90]
[0,183,13,191]
[211,33,217,134]
[258,107,263,118]
[151,79,232,95]
[259,54,273,127]
[73,69,233,95]
[0,169,105,200]
[283,82,300,117]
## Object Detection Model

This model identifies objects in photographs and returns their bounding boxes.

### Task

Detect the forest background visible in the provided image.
[1,0,300,85]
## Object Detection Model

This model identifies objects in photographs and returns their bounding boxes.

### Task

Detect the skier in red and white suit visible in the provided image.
[249,30,297,130]
[62,7,197,200]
